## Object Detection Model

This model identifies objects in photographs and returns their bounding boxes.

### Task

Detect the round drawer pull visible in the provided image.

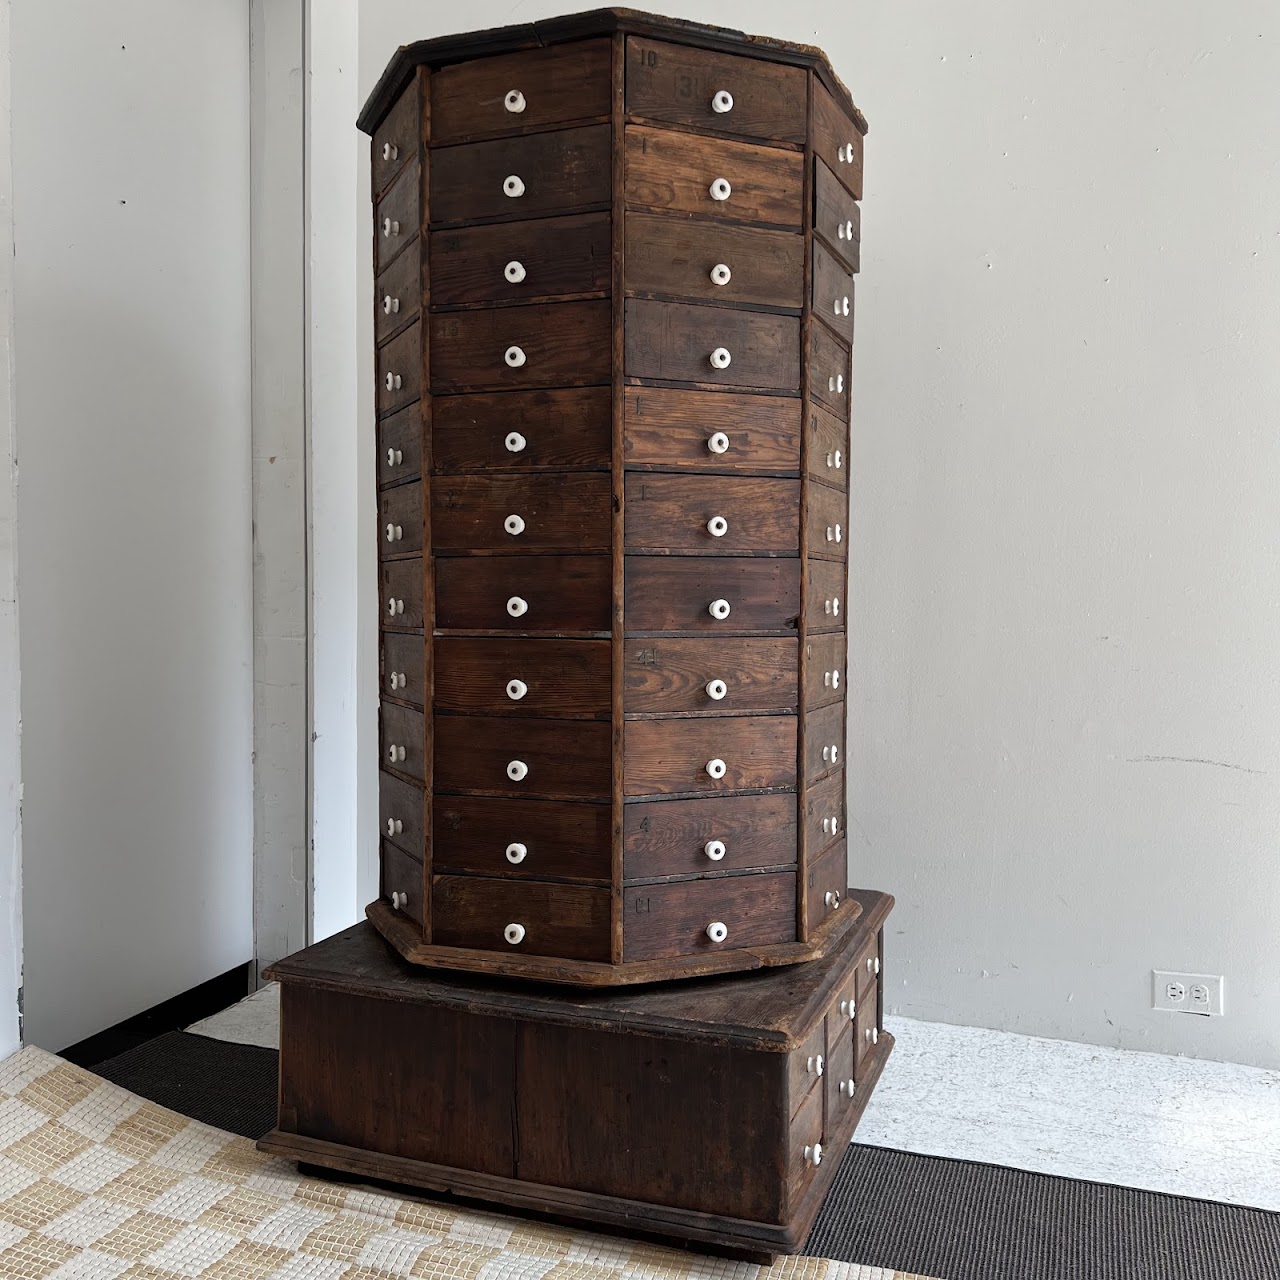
[826,449,843,470]
[711,89,734,114]
[389,671,405,690]
[505,842,528,865]
[382,218,400,237]
[382,295,400,315]
[387,744,405,763]
[705,757,727,780]
[869,955,881,976]
[709,263,732,286]
[385,372,402,391]
[504,260,526,284]
[503,174,525,198]
[706,920,728,943]
[706,515,728,538]
[386,597,404,616]
[704,839,726,861]
[866,1026,879,1045]
[506,596,528,618]
[839,1078,855,1097]
[709,177,732,202]
[391,890,407,909]
[839,998,855,1019]
[823,815,840,835]
[709,346,732,370]
[832,670,841,689]
[506,759,529,782]
[504,922,526,945]
[824,670,834,688]
[385,523,403,543]
[504,345,527,368]
[836,295,851,316]
[822,743,840,763]
[504,89,526,114]
[825,889,842,909]
[506,678,528,701]
[839,219,855,241]
[825,524,843,543]
[705,678,727,701]
[807,1053,824,1076]
[804,1143,823,1167]
[708,598,731,620]
[504,513,526,536]
[386,818,402,836]
[386,448,403,467]
[707,431,730,455]
[829,373,845,394]
[382,142,398,162]
[825,596,841,617]
[839,142,856,164]
[505,431,527,454]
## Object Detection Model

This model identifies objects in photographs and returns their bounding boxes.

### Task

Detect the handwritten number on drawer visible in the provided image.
[638,48,657,68]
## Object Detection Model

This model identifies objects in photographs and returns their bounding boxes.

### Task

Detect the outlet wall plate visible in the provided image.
[1153,970,1225,1016]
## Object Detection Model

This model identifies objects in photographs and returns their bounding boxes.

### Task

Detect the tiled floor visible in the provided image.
[190,992,1280,1211]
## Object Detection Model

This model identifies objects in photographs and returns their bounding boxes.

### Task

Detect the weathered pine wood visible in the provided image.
[434,636,611,718]
[379,558,424,631]
[376,320,421,416]
[372,75,420,195]
[623,714,797,796]
[434,554,611,633]
[626,556,801,634]
[378,480,423,559]
[374,160,419,273]
[805,400,849,490]
[624,474,800,554]
[432,473,611,552]
[811,240,855,344]
[803,766,845,860]
[623,635,797,715]
[813,157,861,273]
[380,631,425,706]
[376,404,423,488]
[379,770,425,860]
[806,479,848,563]
[375,240,422,343]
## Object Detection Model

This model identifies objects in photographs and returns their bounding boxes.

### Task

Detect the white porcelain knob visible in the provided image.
[504,345,526,368]
[709,177,732,201]
[709,263,732,286]
[385,372,402,391]
[704,839,726,861]
[709,347,732,370]
[705,678,727,701]
[828,373,845,393]
[505,431,527,453]
[504,89,526,114]
[838,296,851,316]
[705,758,727,780]
[505,841,528,864]
[707,431,730,455]
[391,890,407,909]
[827,449,843,470]
[506,759,528,782]
[706,515,728,538]
[839,219,854,241]
[808,1054,824,1076]
[826,524,842,544]
[840,1078,855,1097]
[387,448,403,466]
[504,260,526,283]
[822,744,839,763]
[383,295,400,315]
[706,920,728,943]
[507,596,528,617]
[382,142,398,161]
[506,678,528,701]
[825,889,842,909]
[504,513,526,536]
[822,816,836,834]
[833,670,841,689]
[870,955,880,975]
[839,998,855,1018]
[866,1026,879,1045]
[503,174,525,198]
[387,598,404,616]
[386,818,402,836]
[708,598,731,620]
[839,142,856,164]
[825,597,841,617]
[389,671,405,690]
[805,1142,823,1166]
[386,523,403,543]
[711,89,734,114]
[504,922,526,945]
[387,744,405,763]
[382,218,399,237]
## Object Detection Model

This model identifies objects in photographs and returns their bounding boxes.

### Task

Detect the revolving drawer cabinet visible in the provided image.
[365,7,868,985]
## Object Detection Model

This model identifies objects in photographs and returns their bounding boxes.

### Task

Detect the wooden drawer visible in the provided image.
[381,841,423,925]
[431,39,611,145]
[380,558,424,632]
[825,1029,856,1126]
[623,386,800,473]
[625,37,806,145]
[804,768,845,859]
[432,875,610,961]
[624,636,797,715]
[812,241,855,345]
[624,299,800,391]
[430,212,611,307]
[828,975,858,1060]
[625,213,802,309]
[373,79,420,196]
[625,474,799,555]
[624,792,797,881]
[431,300,610,393]
[381,632,424,707]
[377,321,421,416]
[434,795,610,882]
[626,557,800,634]
[378,481,422,559]
[805,837,847,934]
[625,125,803,228]
[435,555,610,634]
[806,699,845,781]
[806,402,848,490]
[380,770,424,860]
[377,404,422,489]
[804,630,846,712]
[433,473,610,553]
[814,157,860,274]
[435,715,611,800]
[382,701,426,783]
[788,1081,824,1201]
[854,983,880,1078]
[376,161,419,274]
[813,82,864,201]
[855,932,881,1001]
[622,870,796,961]
[431,124,611,226]
[807,481,847,562]
[809,319,850,415]
[805,557,846,634]
[434,387,611,474]
[435,637,610,719]
[376,240,421,344]
[624,714,797,797]
[788,1020,826,1117]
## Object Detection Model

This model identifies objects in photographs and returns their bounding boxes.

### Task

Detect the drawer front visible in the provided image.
[433,473,611,553]
[378,320,422,416]
[377,404,422,489]
[624,474,799,554]
[431,124,611,226]
[625,125,803,228]
[806,402,848,490]
[825,1030,856,1125]
[435,555,610,634]
[381,632,425,706]
[855,982,880,1078]
[380,558,424,632]
[806,837,847,934]
[382,702,426,783]
[804,767,845,859]
[624,387,801,473]
[624,299,800,391]
[814,158,861,273]
[435,637,610,719]
[809,319,851,415]
[624,715,797,797]
[624,792,797,881]
[380,770,424,859]
[431,39,611,145]
[431,300,611,393]
[812,241,855,345]
[807,481,848,562]
[625,213,803,309]
[381,841,424,925]
[855,932,881,1001]
[806,557,846,634]
[813,82,864,201]
[373,79,420,196]
[435,715,611,800]
[376,162,419,274]
[432,875,610,961]
[376,240,422,344]
[828,976,858,1061]
[378,481,423,559]
[434,795,610,882]
[625,636,797,715]
[806,699,845,781]
[788,1072,824,1199]
[622,870,797,961]
[805,630,846,712]
[625,37,807,145]
[430,212,611,307]
[788,1020,827,1117]
[626,557,800,634]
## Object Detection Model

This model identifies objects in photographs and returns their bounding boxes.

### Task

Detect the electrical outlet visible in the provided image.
[1153,971,1224,1016]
